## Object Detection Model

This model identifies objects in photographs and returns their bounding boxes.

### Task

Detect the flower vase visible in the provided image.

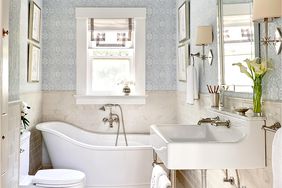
[123,85,131,95]
[253,77,262,116]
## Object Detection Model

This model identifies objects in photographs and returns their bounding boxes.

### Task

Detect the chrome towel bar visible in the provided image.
[262,122,281,133]
[152,161,164,166]
[152,150,164,166]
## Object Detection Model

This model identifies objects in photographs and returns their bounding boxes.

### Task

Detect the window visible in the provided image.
[75,8,146,104]
[88,18,135,95]
[221,3,256,92]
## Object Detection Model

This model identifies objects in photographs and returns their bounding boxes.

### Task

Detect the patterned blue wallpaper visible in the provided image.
[176,0,219,93]
[11,0,282,100]
[42,0,177,91]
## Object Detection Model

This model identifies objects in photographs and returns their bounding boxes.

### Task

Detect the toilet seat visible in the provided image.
[33,169,85,187]
[35,182,83,188]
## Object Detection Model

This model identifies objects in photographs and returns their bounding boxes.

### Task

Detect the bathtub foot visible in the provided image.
[170,170,176,188]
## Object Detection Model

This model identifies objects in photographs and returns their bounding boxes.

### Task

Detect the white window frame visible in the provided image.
[75,8,146,104]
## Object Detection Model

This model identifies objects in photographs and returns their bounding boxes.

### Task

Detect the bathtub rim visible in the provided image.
[37,121,152,151]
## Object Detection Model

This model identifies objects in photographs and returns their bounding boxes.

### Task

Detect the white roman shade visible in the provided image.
[89,19,133,31]
[88,18,134,48]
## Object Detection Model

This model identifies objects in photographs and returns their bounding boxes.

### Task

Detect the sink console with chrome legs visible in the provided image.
[150,108,266,170]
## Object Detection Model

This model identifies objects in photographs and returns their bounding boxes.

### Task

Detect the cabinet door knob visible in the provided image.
[2,136,5,140]
[2,29,9,38]
[20,149,25,153]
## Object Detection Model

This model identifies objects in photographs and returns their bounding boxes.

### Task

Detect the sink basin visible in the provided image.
[150,109,266,170]
[156,124,244,143]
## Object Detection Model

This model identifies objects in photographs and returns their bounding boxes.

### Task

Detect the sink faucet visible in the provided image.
[211,120,231,128]
[197,116,220,125]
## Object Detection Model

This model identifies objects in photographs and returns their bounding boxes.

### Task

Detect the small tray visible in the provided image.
[234,108,249,115]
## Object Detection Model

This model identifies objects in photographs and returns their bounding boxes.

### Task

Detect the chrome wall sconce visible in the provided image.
[275,28,282,54]
[253,0,282,58]
[191,26,214,65]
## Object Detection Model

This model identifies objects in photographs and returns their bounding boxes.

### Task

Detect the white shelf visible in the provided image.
[209,107,266,121]
[74,95,147,105]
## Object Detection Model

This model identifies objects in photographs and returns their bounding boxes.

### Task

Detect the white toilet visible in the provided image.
[19,131,86,188]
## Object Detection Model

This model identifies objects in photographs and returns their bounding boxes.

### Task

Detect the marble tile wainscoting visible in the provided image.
[176,92,281,188]
[42,91,177,133]
[41,91,177,166]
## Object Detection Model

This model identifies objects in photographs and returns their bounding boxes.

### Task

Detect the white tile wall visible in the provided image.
[42,91,177,133]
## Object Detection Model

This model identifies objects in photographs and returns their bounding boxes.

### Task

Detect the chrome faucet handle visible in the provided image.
[212,116,220,121]
[108,117,114,128]
[202,116,220,121]
[113,117,119,123]
[197,116,220,125]
[102,117,108,124]
[211,120,230,128]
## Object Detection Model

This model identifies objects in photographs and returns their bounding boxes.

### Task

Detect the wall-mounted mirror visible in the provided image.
[217,0,260,93]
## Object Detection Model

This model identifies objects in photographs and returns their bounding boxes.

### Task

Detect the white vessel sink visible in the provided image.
[150,109,266,170]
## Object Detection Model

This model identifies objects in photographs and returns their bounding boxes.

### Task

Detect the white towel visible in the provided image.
[186,64,199,104]
[158,175,171,188]
[272,128,282,188]
[193,65,199,100]
[151,165,167,188]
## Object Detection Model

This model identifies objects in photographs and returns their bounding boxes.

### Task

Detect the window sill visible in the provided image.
[74,95,147,105]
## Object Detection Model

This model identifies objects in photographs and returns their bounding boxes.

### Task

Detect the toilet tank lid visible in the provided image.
[33,169,85,185]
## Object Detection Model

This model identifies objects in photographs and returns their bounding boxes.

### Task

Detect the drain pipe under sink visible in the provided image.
[201,169,207,188]
[223,169,245,188]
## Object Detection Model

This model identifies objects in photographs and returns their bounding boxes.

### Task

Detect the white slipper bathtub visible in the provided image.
[36,122,153,188]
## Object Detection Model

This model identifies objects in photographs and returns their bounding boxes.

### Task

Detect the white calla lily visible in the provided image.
[233,58,271,81]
